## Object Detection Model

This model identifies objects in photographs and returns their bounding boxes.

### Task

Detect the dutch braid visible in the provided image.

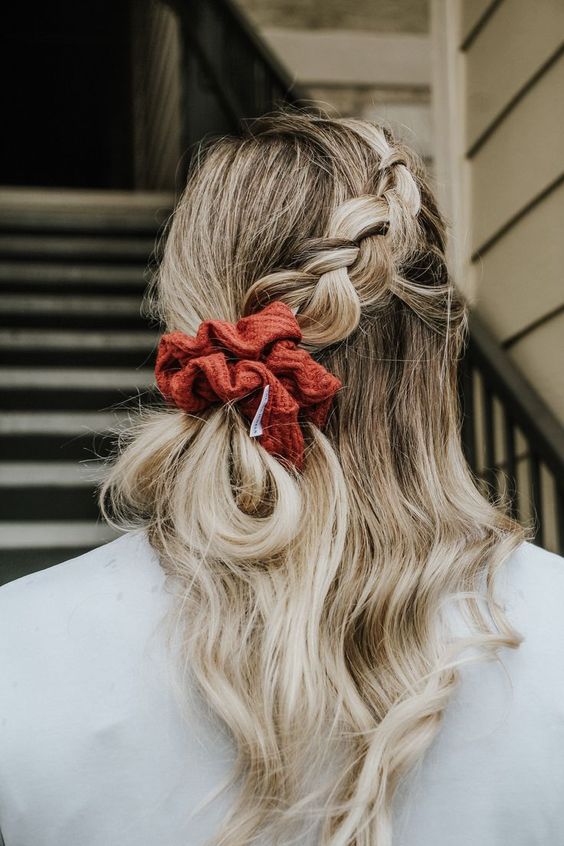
[242,126,446,351]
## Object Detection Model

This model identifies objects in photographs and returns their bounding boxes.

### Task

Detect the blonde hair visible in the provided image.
[101,108,526,845]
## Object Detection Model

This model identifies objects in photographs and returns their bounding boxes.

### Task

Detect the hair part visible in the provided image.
[101,106,527,845]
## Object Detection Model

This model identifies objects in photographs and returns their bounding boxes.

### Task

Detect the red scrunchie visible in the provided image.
[154,301,342,470]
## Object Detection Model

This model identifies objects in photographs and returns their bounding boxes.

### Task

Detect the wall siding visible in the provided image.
[510,312,564,423]
[474,181,564,343]
[461,0,564,425]
[470,54,563,254]
[465,0,563,148]
[460,0,497,43]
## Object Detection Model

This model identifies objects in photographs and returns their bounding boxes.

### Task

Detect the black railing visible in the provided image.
[161,0,564,553]
[460,315,564,551]
[166,0,305,185]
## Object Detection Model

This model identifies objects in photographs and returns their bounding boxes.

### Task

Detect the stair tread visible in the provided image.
[0,235,156,260]
[0,188,172,234]
[0,461,105,486]
[0,262,148,284]
[0,521,120,549]
[0,187,173,207]
[0,293,143,314]
[0,367,154,388]
[0,328,158,349]
[0,410,129,434]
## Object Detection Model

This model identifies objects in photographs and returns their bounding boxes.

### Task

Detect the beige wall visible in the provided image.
[431,0,563,551]
[235,0,433,161]
[435,0,564,424]
[238,0,428,32]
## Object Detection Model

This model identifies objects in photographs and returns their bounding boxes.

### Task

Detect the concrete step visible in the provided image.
[0,235,156,263]
[0,410,128,434]
[0,411,126,460]
[0,463,105,521]
[0,521,120,549]
[0,329,158,368]
[0,461,106,486]
[1,349,156,369]
[0,329,157,350]
[5,393,158,414]
[0,368,158,411]
[0,368,155,389]
[1,293,142,315]
[2,390,156,413]
[0,262,148,294]
[0,486,101,522]
[0,188,172,234]
[1,432,116,462]
[0,293,150,330]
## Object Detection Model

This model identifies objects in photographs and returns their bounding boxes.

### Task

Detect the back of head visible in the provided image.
[101,108,525,845]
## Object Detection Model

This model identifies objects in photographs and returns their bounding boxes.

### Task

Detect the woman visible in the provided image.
[0,109,563,846]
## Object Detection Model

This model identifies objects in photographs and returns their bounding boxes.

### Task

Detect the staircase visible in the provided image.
[0,190,172,583]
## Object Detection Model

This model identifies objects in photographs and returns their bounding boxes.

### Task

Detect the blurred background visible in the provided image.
[1,0,563,582]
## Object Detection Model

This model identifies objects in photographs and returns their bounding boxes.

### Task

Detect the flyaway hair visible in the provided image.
[100,108,527,846]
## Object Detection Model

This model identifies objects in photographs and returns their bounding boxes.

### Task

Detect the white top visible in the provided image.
[0,531,563,846]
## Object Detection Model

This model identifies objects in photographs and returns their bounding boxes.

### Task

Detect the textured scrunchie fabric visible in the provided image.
[154,301,342,470]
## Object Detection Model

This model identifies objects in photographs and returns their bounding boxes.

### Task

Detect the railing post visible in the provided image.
[503,413,518,519]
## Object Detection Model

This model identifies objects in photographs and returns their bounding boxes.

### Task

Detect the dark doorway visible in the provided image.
[2,0,134,189]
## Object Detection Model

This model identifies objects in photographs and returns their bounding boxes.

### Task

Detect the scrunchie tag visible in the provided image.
[249,384,270,438]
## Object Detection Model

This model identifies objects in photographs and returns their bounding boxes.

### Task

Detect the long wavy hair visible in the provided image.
[100,108,527,845]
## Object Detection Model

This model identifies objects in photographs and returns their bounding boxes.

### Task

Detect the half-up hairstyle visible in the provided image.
[100,108,526,845]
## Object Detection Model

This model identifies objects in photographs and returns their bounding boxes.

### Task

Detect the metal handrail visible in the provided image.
[165,0,306,183]
[467,315,564,473]
[461,314,564,549]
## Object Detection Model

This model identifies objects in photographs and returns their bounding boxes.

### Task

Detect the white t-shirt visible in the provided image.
[0,531,563,846]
